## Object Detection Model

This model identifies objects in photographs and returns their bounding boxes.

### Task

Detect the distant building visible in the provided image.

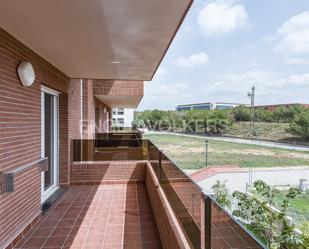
[176,102,246,111]
[112,108,134,127]
[255,103,309,111]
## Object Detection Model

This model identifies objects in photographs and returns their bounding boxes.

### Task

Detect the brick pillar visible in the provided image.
[81,79,95,139]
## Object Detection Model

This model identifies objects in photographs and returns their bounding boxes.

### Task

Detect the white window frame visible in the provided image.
[117,108,124,115]
[41,86,60,204]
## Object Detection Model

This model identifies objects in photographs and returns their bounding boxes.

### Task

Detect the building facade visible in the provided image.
[112,108,135,128]
[176,102,246,111]
[0,1,265,249]
[0,1,195,248]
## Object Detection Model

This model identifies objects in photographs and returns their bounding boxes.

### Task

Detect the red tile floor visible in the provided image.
[14,184,162,249]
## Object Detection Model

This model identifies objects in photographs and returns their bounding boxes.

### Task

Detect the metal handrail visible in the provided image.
[0,157,48,194]
[2,157,47,175]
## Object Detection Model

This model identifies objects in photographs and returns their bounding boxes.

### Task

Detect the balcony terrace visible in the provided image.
[8,133,266,249]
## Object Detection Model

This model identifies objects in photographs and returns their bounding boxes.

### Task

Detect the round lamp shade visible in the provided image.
[18,61,36,87]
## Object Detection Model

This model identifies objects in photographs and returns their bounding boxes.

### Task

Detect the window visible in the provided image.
[112,109,116,115]
[117,108,124,115]
[192,105,211,110]
[117,118,124,126]
[216,105,233,110]
[177,106,191,111]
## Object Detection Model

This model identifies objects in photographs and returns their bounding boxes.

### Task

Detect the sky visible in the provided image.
[138,0,309,111]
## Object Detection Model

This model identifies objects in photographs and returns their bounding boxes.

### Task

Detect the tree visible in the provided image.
[182,110,208,133]
[256,108,274,122]
[207,110,233,134]
[232,105,251,121]
[273,107,286,123]
[287,110,309,141]
[232,180,302,249]
[211,180,231,209]
[273,105,305,123]
[133,109,233,133]
[284,105,306,122]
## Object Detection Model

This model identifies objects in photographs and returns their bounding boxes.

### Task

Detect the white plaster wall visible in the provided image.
[112,108,134,127]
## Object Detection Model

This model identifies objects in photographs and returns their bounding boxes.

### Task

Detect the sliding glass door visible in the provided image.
[41,87,59,203]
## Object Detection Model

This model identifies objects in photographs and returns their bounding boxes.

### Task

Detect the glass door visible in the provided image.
[41,87,59,203]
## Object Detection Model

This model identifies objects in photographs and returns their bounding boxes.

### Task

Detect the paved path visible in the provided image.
[146,131,309,152]
[194,166,309,194]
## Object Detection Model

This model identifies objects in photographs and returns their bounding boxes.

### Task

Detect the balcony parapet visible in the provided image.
[93,80,143,96]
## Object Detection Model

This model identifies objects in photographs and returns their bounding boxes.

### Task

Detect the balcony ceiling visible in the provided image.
[0,0,192,80]
[96,95,143,109]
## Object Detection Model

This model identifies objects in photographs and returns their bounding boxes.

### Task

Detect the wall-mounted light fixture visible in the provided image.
[17,61,36,87]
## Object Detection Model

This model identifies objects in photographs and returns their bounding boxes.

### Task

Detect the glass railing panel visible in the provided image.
[147,141,202,249]
[160,154,202,249]
[147,140,266,249]
[206,196,266,249]
[95,131,142,140]
[147,140,160,178]
[72,139,143,161]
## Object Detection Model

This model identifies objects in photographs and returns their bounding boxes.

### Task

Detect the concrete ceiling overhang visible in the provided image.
[0,0,192,80]
[96,95,143,109]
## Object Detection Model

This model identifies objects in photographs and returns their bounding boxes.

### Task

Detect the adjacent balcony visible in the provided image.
[12,133,266,249]
[94,80,144,109]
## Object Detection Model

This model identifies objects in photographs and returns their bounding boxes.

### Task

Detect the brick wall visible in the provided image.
[0,168,41,249]
[68,79,82,141]
[81,79,96,139]
[59,93,69,184]
[0,27,70,248]
[94,97,112,133]
[0,26,147,249]
[145,165,189,249]
[70,161,146,184]
[93,80,144,96]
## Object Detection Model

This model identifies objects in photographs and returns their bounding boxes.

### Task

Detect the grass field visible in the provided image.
[145,133,309,169]
[225,122,309,146]
[267,189,309,228]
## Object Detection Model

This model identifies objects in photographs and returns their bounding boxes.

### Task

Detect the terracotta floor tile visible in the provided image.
[44,236,67,247]
[225,237,250,248]
[123,232,141,244]
[51,226,72,236]
[123,243,143,249]
[104,233,123,245]
[105,224,123,234]
[13,184,162,249]
[142,242,162,249]
[38,219,58,228]
[21,237,47,248]
[57,218,76,227]
[83,235,104,246]
[102,244,122,249]
[30,227,54,238]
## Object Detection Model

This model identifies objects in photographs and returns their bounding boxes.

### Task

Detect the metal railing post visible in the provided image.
[205,139,209,168]
[158,150,162,183]
[205,196,211,249]
[142,139,149,160]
